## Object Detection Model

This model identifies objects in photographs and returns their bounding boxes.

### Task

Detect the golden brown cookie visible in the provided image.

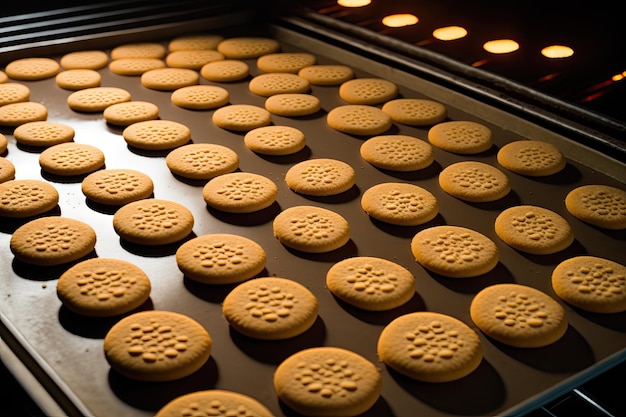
[381,98,447,126]
[361,182,439,226]
[167,34,224,51]
[56,257,152,317]
[217,37,280,59]
[67,87,131,112]
[109,58,166,76]
[273,346,382,417]
[0,102,47,126]
[55,69,102,90]
[110,42,167,60]
[103,310,212,381]
[175,233,266,285]
[222,276,318,339]
[155,390,274,417]
[5,57,60,80]
[438,160,511,203]
[170,85,230,110]
[81,168,154,206]
[0,179,59,218]
[264,93,321,117]
[165,143,239,180]
[248,73,310,97]
[411,225,499,278]
[428,120,493,154]
[470,283,568,348]
[273,205,350,253]
[0,158,15,183]
[212,104,271,132]
[122,120,191,151]
[0,70,8,83]
[360,134,435,172]
[112,198,194,245]
[339,77,398,105]
[244,125,306,156]
[285,158,356,197]
[495,205,574,255]
[200,60,249,82]
[0,83,30,106]
[257,52,316,73]
[39,142,105,176]
[165,50,224,70]
[497,140,566,177]
[327,104,392,136]
[103,101,159,126]
[297,64,354,86]
[551,255,626,313]
[326,256,416,311]
[10,216,97,266]
[377,311,483,382]
[59,50,109,70]
[202,172,278,213]
[141,68,199,91]
[0,134,6,154]
[13,121,75,147]
[564,184,626,230]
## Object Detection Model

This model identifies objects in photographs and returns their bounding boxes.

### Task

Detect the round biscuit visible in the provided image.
[0,83,30,106]
[551,256,626,313]
[155,390,273,417]
[244,125,306,156]
[166,143,239,180]
[67,87,131,112]
[273,346,381,416]
[0,70,7,83]
[122,120,191,151]
[103,310,211,381]
[497,140,566,176]
[411,225,499,278]
[495,205,574,255]
[326,256,416,311]
[110,42,167,60]
[272,205,350,253]
[5,57,60,81]
[0,179,59,218]
[257,52,316,73]
[0,133,6,154]
[200,60,249,82]
[377,311,483,382]
[202,172,278,213]
[428,120,493,154]
[339,77,398,105]
[81,168,154,206]
[170,85,229,110]
[264,93,320,117]
[59,50,109,70]
[141,68,199,91]
[360,134,434,171]
[13,121,75,147]
[55,69,102,90]
[167,34,224,51]
[0,102,47,126]
[212,104,271,132]
[0,158,16,183]
[103,101,159,126]
[438,160,511,203]
[297,64,354,86]
[109,58,166,76]
[10,216,97,266]
[361,182,439,226]
[564,184,626,230]
[285,158,356,197]
[217,37,280,59]
[165,50,224,70]
[470,283,568,348]
[112,198,194,245]
[39,142,105,176]
[248,72,310,97]
[382,98,447,126]
[223,276,318,339]
[327,104,392,136]
[56,257,151,317]
[175,233,266,284]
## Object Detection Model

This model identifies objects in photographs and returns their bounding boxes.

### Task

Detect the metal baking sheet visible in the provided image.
[1,18,625,417]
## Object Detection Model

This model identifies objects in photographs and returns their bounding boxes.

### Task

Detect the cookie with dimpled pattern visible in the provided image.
[0,102,47,126]
[5,57,60,80]
[497,139,565,177]
[166,143,239,180]
[327,104,392,136]
[81,168,154,206]
[39,142,105,176]
[285,158,355,197]
[339,77,398,105]
[14,121,75,148]
[382,98,447,126]
[257,52,316,74]
[212,104,271,132]
[360,134,434,172]
[122,120,191,151]
[0,179,59,218]
[361,182,439,226]
[202,172,277,213]
[60,50,109,70]
[0,83,30,106]
[565,184,626,230]
[103,101,159,126]
[244,125,306,156]
[428,120,493,154]
[55,69,102,90]
[67,87,131,112]
[297,64,354,86]
[438,160,511,203]
[155,390,274,417]
[217,37,280,59]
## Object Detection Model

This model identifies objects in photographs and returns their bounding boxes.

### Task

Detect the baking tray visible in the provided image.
[1,15,625,417]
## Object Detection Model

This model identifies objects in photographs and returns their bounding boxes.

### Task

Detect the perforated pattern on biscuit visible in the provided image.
[290,160,353,189]
[180,400,257,417]
[515,145,561,169]
[90,171,147,196]
[142,68,198,86]
[74,266,141,302]
[403,320,467,363]
[344,262,401,295]
[509,210,559,242]
[166,50,224,68]
[0,102,47,122]
[379,188,431,216]
[492,290,557,329]
[565,262,626,298]
[109,58,165,74]
[111,43,166,59]
[128,201,185,233]
[575,188,626,218]
[367,136,432,164]
[191,241,250,271]
[266,94,320,112]
[294,357,360,398]
[15,122,74,143]
[388,99,445,119]
[432,121,491,146]
[42,144,103,171]
[288,212,337,241]
[258,53,316,72]
[124,318,191,363]
[249,73,309,95]
[0,181,55,210]
[6,58,59,79]
[246,126,304,148]
[125,121,190,145]
[340,78,397,103]
[214,175,273,203]
[244,282,298,323]
[217,38,280,58]
[423,229,491,266]
[329,105,391,131]
[0,83,30,105]
[174,86,228,104]
[201,60,249,80]
[298,65,354,84]
[179,147,235,171]
[106,102,158,120]
[214,105,270,128]
[69,87,130,108]
[23,221,85,254]
[445,164,506,192]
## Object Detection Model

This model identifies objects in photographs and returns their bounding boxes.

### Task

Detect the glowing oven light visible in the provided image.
[541,45,574,59]
[483,39,519,54]
[432,26,468,41]
[337,0,371,7]
[382,14,419,28]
